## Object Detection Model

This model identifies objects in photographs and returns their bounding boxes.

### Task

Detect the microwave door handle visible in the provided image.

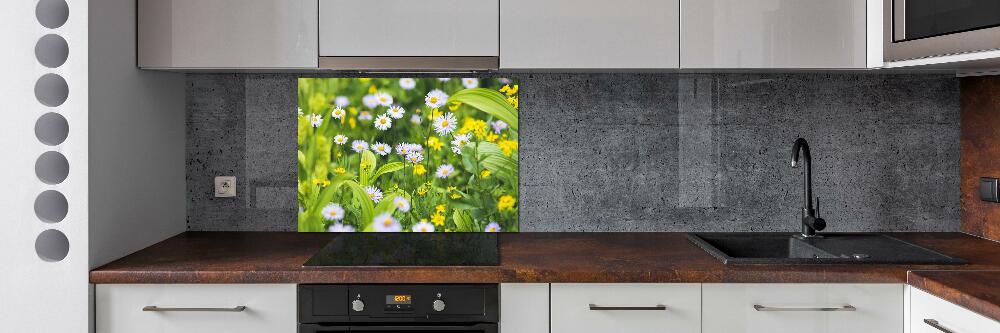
[348,323,497,332]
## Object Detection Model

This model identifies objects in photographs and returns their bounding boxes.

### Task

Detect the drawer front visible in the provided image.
[551,283,700,333]
[319,0,499,57]
[703,283,903,333]
[96,284,296,333]
[910,287,1000,333]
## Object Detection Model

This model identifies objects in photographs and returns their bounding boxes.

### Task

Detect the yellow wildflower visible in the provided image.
[448,102,462,111]
[417,187,428,196]
[507,84,518,96]
[499,84,511,94]
[334,167,346,174]
[426,136,444,150]
[415,108,422,114]
[349,118,357,129]
[413,164,427,175]
[450,193,462,199]
[497,195,516,211]
[367,85,377,94]
[313,179,331,187]
[459,118,489,139]
[427,108,443,121]
[446,186,457,192]
[498,140,519,156]
[484,132,499,143]
[481,170,492,178]
[435,204,446,214]
[506,96,518,108]
[431,213,446,226]
[349,107,358,115]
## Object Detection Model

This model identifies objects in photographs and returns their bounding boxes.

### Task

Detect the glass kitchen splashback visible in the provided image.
[297,78,519,232]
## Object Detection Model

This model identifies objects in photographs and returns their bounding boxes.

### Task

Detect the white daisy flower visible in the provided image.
[405,151,424,164]
[498,78,512,84]
[451,133,471,148]
[321,203,345,221]
[387,105,405,119]
[433,112,458,135]
[309,113,323,127]
[399,78,416,90]
[407,143,424,152]
[297,107,303,116]
[451,146,462,155]
[491,120,508,134]
[334,135,348,145]
[462,78,479,88]
[393,196,411,212]
[372,212,401,232]
[362,94,378,109]
[372,142,391,156]
[425,89,449,108]
[334,96,350,108]
[395,143,413,156]
[327,223,356,232]
[359,111,373,121]
[438,78,451,82]
[484,222,501,232]
[375,92,393,107]
[374,114,392,130]
[412,221,435,232]
[410,114,422,125]
[299,206,304,214]
[331,107,346,119]
[351,140,369,153]
[365,185,383,203]
[435,164,455,179]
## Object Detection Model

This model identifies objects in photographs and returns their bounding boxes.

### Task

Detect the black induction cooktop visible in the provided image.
[303,233,500,266]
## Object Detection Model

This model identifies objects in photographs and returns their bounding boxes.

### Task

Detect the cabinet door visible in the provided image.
[910,287,1000,333]
[96,284,297,333]
[551,283,700,333]
[138,0,318,69]
[500,284,548,333]
[500,0,680,69]
[680,0,867,68]
[702,283,903,333]
[319,0,499,57]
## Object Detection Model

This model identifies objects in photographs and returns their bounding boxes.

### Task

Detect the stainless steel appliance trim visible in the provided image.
[588,304,667,311]
[753,304,856,312]
[923,319,955,333]
[318,57,499,71]
[142,305,247,312]
[884,0,1000,62]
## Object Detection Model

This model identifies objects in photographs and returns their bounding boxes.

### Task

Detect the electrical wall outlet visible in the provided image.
[215,176,236,198]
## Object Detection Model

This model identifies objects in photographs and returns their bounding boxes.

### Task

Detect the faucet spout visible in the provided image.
[791,138,825,237]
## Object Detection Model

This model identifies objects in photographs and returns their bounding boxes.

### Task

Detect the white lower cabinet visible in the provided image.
[551,283,701,333]
[96,284,297,333]
[910,287,1000,333]
[702,283,904,333]
[500,283,549,333]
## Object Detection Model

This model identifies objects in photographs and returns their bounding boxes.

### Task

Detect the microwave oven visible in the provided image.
[884,0,1000,62]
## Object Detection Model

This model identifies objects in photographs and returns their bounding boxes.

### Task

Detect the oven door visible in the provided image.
[885,0,1000,61]
[300,323,498,333]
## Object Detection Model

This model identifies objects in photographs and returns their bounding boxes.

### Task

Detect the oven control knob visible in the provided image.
[432,299,446,312]
[351,299,365,312]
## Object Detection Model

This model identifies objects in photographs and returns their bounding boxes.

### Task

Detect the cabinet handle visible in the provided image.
[753,304,856,312]
[142,306,247,312]
[923,319,955,333]
[589,304,667,311]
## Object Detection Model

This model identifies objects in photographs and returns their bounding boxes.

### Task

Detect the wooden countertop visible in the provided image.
[908,270,1000,322]
[91,232,1000,284]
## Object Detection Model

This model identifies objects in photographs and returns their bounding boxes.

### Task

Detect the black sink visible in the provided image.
[687,233,966,265]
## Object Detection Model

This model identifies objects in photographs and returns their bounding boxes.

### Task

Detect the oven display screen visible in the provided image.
[386,295,412,305]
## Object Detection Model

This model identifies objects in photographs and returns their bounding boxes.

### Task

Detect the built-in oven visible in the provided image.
[884,0,1000,61]
[298,284,498,333]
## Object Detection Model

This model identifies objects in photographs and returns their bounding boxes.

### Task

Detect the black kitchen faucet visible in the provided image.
[791,138,826,238]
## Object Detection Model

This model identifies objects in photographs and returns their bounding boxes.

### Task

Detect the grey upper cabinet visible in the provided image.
[500,0,680,69]
[138,0,318,69]
[680,0,871,69]
[318,0,499,70]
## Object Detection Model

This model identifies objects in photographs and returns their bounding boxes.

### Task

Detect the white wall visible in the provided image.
[88,0,186,270]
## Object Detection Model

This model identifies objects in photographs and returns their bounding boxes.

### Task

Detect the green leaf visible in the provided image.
[342,180,375,230]
[359,150,377,186]
[372,162,404,183]
[453,210,476,232]
[450,88,518,131]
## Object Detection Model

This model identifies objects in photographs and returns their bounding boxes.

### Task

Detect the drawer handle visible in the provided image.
[753,304,856,312]
[589,304,667,311]
[923,319,955,333]
[142,306,247,312]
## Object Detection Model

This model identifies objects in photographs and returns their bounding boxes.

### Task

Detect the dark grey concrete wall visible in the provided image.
[186,73,960,232]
